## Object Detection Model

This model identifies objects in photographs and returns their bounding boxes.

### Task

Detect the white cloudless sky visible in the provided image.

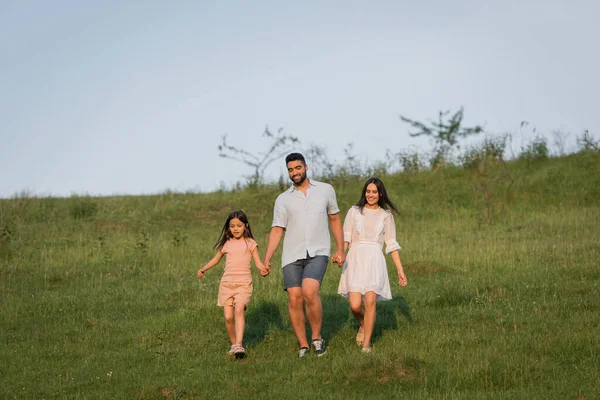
[2,0,598,198]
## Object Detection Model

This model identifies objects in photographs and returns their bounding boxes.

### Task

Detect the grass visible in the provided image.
[1,152,599,399]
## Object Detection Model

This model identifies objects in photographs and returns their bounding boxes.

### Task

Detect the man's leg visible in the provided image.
[287,287,308,349]
[301,255,328,341]
[302,278,322,340]
[283,261,309,349]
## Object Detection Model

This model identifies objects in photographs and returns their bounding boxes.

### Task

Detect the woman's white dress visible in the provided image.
[337,206,401,301]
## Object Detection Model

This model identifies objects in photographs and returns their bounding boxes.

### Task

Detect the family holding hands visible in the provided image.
[198,153,407,359]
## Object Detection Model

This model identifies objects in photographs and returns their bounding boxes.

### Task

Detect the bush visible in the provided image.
[461,135,507,170]
[520,136,549,161]
[387,149,425,173]
[69,194,98,220]
[576,130,599,153]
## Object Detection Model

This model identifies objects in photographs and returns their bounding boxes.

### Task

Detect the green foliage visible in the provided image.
[68,194,98,220]
[1,153,598,399]
[0,217,17,260]
[460,135,507,170]
[576,129,599,152]
[459,136,514,224]
[386,148,426,173]
[400,107,484,168]
[520,135,549,161]
[172,228,188,248]
[0,217,16,244]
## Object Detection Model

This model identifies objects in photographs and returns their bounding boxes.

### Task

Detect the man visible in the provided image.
[263,153,346,357]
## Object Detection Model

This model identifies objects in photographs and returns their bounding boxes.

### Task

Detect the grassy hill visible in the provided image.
[1,151,599,399]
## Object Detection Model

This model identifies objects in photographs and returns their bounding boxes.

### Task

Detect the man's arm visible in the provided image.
[328,213,346,265]
[263,226,285,268]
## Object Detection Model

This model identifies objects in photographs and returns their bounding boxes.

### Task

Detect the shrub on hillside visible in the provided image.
[576,130,599,153]
[69,194,98,220]
[520,135,549,161]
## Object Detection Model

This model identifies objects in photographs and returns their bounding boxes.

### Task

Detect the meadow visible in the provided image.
[1,151,599,399]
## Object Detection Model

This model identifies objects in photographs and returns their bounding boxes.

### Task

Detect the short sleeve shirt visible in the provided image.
[220,238,257,283]
[272,179,340,267]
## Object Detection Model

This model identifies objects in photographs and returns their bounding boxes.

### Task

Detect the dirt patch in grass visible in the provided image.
[349,355,421,385]
[95,220,129,232]
[405,261,448,274]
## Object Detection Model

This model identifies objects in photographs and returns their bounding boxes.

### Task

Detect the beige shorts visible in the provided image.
[217,281,253,307]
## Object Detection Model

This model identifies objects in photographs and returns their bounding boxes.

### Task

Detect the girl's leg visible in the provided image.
[234,302,246,345]
[224,305,236,345]
[348,292,365,337]
[362,291,378,349]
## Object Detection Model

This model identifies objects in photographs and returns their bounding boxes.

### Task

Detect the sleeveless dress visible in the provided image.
[337,206,401,301]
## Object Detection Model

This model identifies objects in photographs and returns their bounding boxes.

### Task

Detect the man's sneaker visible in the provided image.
[298,347,310,358]
[234,345,246,359]
[312,339,327,357]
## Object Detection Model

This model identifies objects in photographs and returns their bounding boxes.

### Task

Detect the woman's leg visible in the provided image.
[362,291,378,349]
[348,292,365,344]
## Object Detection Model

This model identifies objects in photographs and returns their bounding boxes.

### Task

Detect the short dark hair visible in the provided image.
[285,152,306,165]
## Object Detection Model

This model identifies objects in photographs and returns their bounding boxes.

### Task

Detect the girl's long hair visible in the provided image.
[355,177,399,215]
[213,210,256,249]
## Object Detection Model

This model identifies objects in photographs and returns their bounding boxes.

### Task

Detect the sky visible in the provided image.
[2,0,598,198]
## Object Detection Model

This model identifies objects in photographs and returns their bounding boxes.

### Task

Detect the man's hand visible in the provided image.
[331,250,346,267]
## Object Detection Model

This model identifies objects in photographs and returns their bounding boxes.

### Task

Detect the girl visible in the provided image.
[197,210,269,358]
[336,177,407,353]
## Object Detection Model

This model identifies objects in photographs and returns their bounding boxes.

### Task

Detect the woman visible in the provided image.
[337,177,407,352]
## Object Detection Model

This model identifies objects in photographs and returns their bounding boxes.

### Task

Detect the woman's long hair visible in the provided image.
[213,210,255,249]
[355,177,399,215]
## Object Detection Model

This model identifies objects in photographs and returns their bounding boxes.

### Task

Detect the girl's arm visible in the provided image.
[251,247,269,276]
[389,250,407,287]
[197,251,224,278]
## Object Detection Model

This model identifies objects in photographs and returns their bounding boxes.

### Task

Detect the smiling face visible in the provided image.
[364,183,381,208]
[287,160,308,186]
[228,217,246,239]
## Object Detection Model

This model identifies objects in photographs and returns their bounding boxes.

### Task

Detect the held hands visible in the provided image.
[332,250,346,268]
[260,260,272,277]
[258,263,270,277]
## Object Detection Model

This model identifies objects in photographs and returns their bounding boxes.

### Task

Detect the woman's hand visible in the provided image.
[397,270,407,287]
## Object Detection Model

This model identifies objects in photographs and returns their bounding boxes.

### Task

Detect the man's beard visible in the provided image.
[291,171,307,186]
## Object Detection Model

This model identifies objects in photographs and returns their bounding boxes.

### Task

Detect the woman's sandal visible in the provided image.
[228,344,241,355]
[355,328,364,347]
